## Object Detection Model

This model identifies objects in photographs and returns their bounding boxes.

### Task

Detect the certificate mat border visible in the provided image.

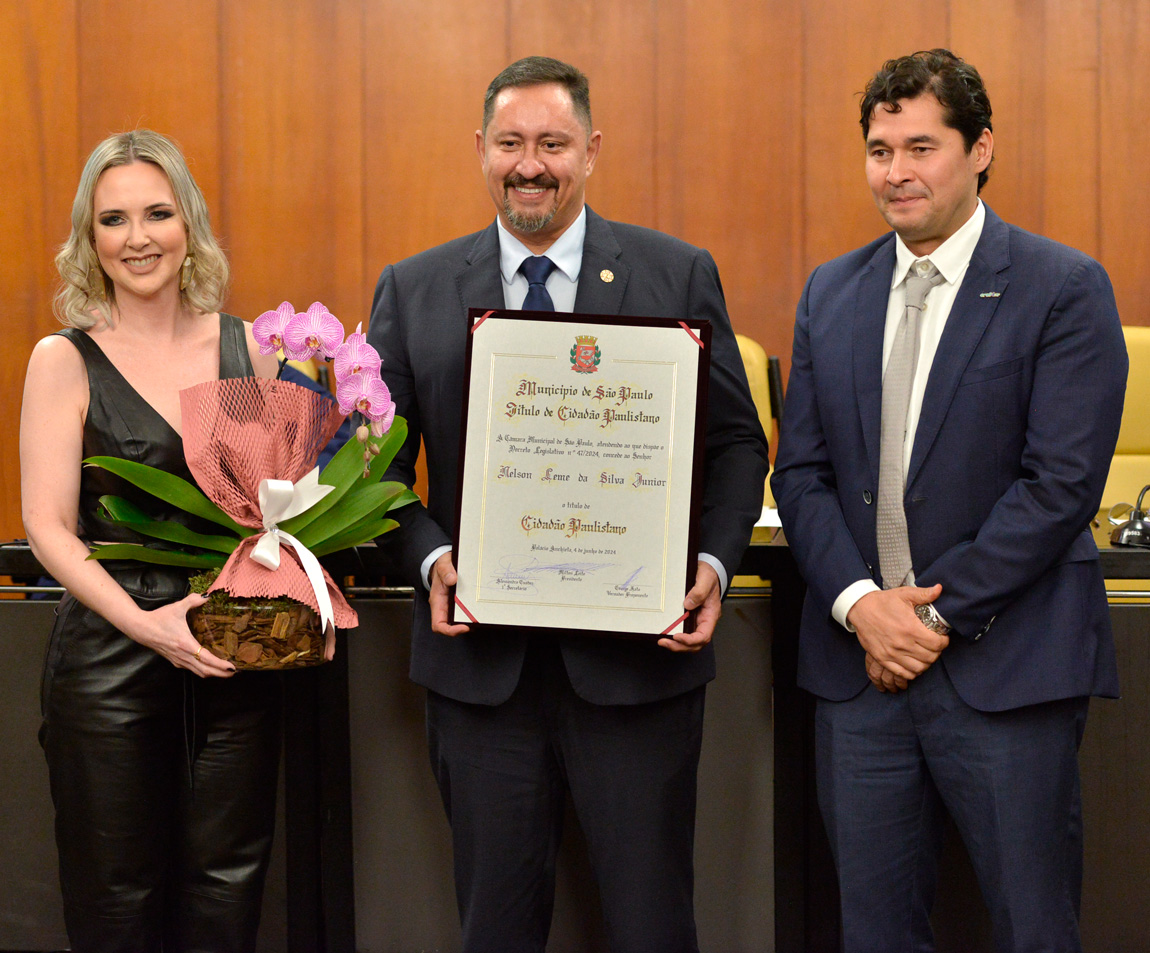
[449,308,711,640]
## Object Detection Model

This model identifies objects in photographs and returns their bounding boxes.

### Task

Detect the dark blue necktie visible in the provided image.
[520,256,556,311]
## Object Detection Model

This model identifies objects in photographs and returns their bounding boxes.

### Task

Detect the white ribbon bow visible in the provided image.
[250,468,336,634]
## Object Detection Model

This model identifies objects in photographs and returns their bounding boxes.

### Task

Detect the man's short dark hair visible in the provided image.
[482,56,592,136]
[860,49,994,192]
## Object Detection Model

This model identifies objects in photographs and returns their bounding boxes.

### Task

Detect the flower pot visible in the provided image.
[187,596,326,670]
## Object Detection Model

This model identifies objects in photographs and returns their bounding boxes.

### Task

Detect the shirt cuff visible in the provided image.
[421,545,453,591]
[832,579,881,631]
[698,552,728,597]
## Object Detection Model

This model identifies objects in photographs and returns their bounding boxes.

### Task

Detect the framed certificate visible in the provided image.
[449,309,711,639]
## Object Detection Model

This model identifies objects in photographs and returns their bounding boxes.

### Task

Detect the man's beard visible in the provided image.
[502,174,558,234]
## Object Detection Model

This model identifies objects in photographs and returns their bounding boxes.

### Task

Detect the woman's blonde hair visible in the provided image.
[54,129,229,328]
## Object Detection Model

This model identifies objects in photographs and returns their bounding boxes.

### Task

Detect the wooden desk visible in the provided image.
[3,534,1147,953]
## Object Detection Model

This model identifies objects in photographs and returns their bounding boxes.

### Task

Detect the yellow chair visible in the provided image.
[736,333,775,506]
[1101,325,1150,601]
[734,334,782,590]
[285,357,320,382]
[1101,325,1150,509]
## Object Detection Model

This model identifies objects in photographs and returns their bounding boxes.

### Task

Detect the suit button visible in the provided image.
[863,490,873,504]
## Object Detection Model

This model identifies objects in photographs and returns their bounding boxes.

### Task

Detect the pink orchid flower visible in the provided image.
[284,302,345,362]
[252,301,295,355]
[334,322,382,382]
[337,372,396,435]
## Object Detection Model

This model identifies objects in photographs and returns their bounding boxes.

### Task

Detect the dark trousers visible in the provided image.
[41,582,282,953]
[427,635,705,953]
[815,659,1088,953]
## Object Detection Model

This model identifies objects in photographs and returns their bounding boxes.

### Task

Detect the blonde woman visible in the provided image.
[20,130,281,952]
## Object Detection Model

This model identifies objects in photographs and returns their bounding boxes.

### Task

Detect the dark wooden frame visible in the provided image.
[447,308,712,639]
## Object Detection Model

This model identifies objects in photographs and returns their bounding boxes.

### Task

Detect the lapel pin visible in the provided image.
[979,291,1001,297]
[600,269,614,283]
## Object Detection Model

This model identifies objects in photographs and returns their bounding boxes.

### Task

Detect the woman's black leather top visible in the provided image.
[56,313,253,543]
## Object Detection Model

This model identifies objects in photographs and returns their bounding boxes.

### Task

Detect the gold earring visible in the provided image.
[90,267,107,299]
[180,254,195,292]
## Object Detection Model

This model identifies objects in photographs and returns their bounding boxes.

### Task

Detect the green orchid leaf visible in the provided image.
[97,496,241,554]
[83,456,250,536]
[360,417,409,484]
[389,488,422,510]
[310,519,400,557]
[350,482,408,525]
[293,481,405,549]
[280,417,408,537]
[351,483,420,525]
[86,543,227,569]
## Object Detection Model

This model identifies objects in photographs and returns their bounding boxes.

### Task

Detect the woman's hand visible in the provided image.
[125,592,236,677]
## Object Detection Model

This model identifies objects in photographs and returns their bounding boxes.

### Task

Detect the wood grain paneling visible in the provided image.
[508,0,659,231]
[655,0,804,365]
[952,0,1100,254]
[1101,0,1150,325]
[3,0,1148,539]
[362,0,506,288]
[76,0,222,211]
[1034,0,1099,254]
[801,0,945,275]
[1,0,78,541]
[219,0,365,326]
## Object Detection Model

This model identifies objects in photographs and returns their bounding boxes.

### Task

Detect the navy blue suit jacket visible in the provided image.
[771,206,1126,711]
[367,208,768,706]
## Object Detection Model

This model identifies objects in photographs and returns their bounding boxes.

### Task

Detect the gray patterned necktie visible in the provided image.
[876,262,945,589]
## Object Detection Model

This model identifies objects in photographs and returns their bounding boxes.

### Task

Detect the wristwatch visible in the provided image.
[915,603,952,636]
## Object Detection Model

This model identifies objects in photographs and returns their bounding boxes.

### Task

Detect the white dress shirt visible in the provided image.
[496,207,585,311]
[831,200,986,629]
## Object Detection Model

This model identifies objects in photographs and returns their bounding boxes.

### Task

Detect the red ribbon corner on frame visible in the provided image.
[470,310,497,334]
[454,596,479,623]
[678,322,705,348]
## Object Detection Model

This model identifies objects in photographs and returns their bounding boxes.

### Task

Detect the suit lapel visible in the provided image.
[854,240,896,483]
[574,208,630,315]
[907,208,1011,488]
[454,221,505,314]
[457,211,632,317]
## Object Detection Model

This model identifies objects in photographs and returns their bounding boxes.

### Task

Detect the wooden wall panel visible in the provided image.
[508,0,659,231]
[360,2,508,511]
[1,0,78,542]
[1101,0,1150,325]
[219,0,365,326]
[76,0,222,212]
[952,0,1100,255]
[800,0,945,276]
[1033,0,1099,255]
[4,0,1148,539]
[654,0,804,363]
[362,0,506,292]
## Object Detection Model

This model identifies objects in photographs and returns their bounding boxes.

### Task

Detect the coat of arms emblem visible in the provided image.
[570,335,601,374]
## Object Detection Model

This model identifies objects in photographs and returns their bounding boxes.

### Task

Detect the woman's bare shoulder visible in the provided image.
[28,331,88,376]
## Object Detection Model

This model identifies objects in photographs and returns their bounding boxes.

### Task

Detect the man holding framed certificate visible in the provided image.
[366,56,767,953]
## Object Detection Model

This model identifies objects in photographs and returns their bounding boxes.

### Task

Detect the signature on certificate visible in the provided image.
[606,566,652,600]
[490,555,616,591]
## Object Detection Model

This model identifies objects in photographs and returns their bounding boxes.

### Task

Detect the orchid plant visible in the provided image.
[84,302,416,570]
[256,301,396,467]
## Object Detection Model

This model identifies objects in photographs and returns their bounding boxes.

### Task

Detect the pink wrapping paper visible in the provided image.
[180,377,358,629]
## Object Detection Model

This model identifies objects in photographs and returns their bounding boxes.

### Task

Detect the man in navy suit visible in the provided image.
[366,57,767,953]
[771,49,1126,951]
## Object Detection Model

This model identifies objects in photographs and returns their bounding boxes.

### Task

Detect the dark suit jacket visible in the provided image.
[367,208,768,706]
[771,205,1127,712]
